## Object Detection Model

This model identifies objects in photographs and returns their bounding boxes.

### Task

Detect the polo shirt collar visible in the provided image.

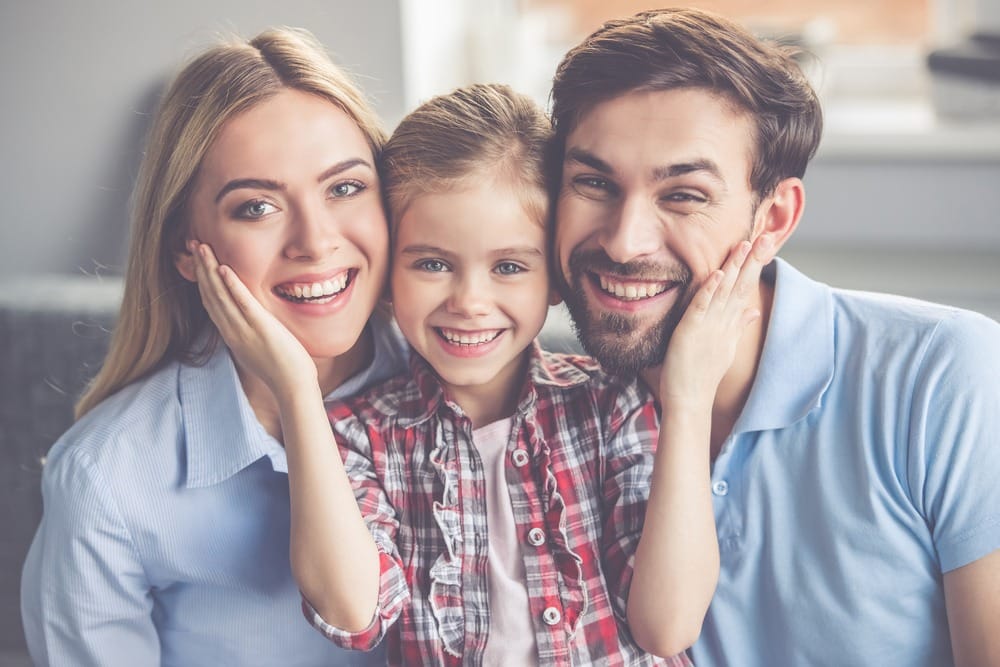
[733,258,835,434]
[179,340,285,488]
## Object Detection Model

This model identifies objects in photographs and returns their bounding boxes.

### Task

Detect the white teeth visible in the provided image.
[598,275,669,300]
[439,329,502,345]
[278,273,350,301]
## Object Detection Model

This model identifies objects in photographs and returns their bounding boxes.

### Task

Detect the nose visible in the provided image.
[601,196,663,264]
[284,202,340,261]
[447,272,491,318]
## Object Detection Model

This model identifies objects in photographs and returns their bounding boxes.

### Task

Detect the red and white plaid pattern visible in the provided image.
[305,344,692,667]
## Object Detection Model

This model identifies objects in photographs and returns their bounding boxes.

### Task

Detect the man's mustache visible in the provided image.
[567,248,692,284]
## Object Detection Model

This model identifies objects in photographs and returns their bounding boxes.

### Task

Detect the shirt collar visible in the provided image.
[399,341,593,428]
[179,340,285,488]
[733,258,835,434]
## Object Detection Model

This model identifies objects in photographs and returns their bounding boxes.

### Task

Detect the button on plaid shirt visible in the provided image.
[305,344,692,667]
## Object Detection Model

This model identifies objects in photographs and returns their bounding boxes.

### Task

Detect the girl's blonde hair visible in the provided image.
[76,27,387,418]
[380,83,552,227]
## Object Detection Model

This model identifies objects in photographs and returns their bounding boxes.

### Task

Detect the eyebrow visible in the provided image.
[214,157,373,203]
[565,147,725,185]
[398,245,544,259]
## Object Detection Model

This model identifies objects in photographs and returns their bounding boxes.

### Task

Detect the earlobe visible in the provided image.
[174,248,197,283]
[548,287,563,307]
[753,177,804,260]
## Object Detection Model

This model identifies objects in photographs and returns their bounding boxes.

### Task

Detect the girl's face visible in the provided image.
[390,177,556,418]
[181,89,388,362]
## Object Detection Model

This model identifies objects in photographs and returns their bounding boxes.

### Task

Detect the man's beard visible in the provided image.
[561,248,692,376]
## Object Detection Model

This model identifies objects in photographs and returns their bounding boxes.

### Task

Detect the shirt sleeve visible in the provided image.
[596,383,660,621]
[21,446,159,666]
[909,311,1000,572]
[303,403,410,650]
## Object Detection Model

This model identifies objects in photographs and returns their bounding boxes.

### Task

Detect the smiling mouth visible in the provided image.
[274,271,353,304]
[435,328,504,346]
[593,273,674,301]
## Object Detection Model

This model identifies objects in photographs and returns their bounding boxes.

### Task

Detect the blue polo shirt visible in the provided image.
[692,259,1000,667]
[21,313,409,667]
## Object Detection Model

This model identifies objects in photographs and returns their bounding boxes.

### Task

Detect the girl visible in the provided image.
[193,84,764,665]
[20,28,406,666]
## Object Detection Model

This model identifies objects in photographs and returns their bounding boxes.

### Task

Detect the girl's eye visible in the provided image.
[235,200,277,219]
[495,261,524,275]
[330,181,364,198]
[416,259,449,272]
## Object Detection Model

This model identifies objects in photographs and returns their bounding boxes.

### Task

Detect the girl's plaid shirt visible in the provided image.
[304,344,692,667]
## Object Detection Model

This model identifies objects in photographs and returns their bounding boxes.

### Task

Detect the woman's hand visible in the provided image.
[188,240,318,397]
[658,237,768,408]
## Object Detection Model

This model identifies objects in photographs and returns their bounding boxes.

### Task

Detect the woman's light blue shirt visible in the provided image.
[21,314,409,666]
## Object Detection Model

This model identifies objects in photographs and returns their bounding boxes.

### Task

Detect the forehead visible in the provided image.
[565,88,754,184]
[200,89,372,178]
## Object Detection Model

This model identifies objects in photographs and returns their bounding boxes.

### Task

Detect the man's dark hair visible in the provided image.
[550,7,823,198]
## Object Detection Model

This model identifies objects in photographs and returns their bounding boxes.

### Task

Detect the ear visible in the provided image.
[174,242,197,283]
[751,177,804,262]
[548,286,563,307]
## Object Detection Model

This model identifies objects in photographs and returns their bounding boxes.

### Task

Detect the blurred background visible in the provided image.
[1,1,998,664]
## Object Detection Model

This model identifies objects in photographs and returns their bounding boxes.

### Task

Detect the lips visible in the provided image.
[274,270,353,303]
[435,327,504,346]
[596,273,672,301]
[590,273,677,301]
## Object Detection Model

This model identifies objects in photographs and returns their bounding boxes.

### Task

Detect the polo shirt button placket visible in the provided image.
[712,480,729,496]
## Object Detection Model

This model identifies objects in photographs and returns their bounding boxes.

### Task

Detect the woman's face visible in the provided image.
[181,89,388,361]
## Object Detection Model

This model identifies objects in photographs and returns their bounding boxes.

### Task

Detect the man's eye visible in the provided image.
[330,181,364,198]
[235,200,277,219]
[495,261,524,275]
[574,176,609,190]
[416,259,448,272]
[571,175,616,199]
[663,191,708,205]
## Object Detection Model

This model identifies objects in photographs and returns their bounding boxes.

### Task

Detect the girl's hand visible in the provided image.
[658,237,768,408]
[188,240,318,396]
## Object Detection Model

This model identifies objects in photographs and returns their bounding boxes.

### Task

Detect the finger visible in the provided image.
[712,240,752,306]
[216,264,274,329]
[730,235,770,303]
[193,243,249,338]
[684,269,723,322]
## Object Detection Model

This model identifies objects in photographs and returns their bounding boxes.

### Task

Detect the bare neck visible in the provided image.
[236,328,374,443]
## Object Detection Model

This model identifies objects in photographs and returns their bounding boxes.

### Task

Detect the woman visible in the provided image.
[20,27,406,666]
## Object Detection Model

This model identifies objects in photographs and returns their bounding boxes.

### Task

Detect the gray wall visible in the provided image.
[0,0,405,278]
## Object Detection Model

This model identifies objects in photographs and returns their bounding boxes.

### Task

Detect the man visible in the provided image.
[550,8,1000,666]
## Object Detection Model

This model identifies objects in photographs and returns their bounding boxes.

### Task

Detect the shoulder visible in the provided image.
[532,348,653,419]
[832,289,1000,367]
[328,371,420,425]
[43,361,184,485]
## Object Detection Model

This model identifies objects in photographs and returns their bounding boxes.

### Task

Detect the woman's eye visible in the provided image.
[330,181,364,198]
[235,200,277,219]
[416,259,448,272]
[495,261,524,275]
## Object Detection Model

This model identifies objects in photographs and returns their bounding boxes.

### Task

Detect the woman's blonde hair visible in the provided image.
[76,27,387,418]
[380,83,553,228]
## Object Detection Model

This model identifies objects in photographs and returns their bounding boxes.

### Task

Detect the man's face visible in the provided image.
[554,88,760,374]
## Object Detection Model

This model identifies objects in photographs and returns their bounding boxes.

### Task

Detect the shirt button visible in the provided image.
[542,606,561,626]
[712,480,729,496]
[527,527,546,546]
[511,449,530,467]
